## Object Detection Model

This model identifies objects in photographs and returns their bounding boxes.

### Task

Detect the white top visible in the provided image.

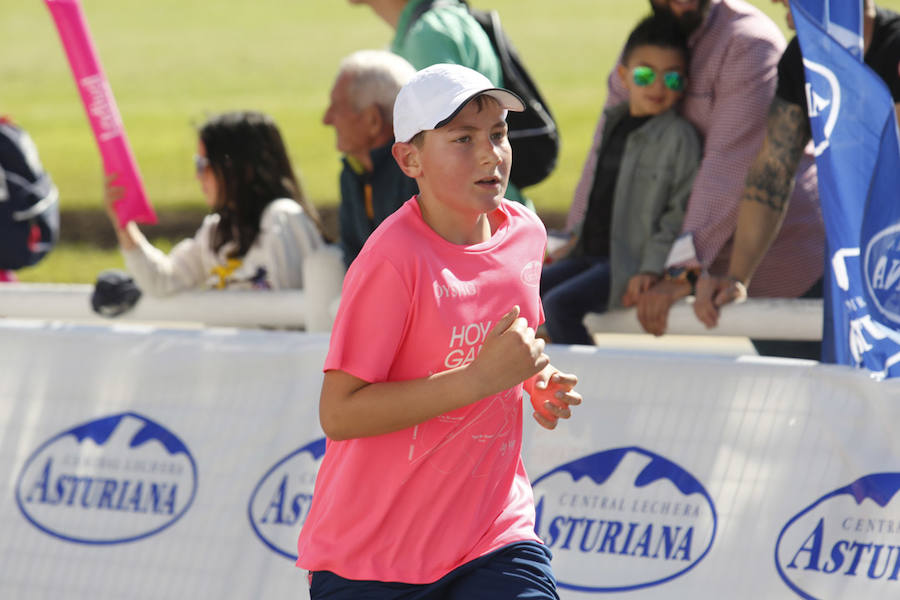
[122,198,323,297]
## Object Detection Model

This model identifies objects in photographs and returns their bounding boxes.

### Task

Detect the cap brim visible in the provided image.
[433,88,525,129]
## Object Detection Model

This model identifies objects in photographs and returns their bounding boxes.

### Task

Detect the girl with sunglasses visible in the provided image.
[540,13,702,344]
[104,110,326,296]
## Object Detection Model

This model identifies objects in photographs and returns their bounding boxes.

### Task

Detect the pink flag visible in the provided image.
[45,0,157,226]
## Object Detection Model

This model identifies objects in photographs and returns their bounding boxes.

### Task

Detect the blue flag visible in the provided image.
[792,0,900,379]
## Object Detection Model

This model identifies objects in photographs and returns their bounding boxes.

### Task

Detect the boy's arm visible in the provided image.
[320,306,550,441]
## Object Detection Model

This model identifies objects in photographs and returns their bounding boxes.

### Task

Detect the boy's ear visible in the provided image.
[392,141,423,178]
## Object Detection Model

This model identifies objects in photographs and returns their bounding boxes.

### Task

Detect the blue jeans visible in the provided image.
[540,256,610,345]
[308,542,558,600]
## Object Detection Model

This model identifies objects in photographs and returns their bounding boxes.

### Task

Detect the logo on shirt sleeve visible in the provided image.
[521,260,542,287]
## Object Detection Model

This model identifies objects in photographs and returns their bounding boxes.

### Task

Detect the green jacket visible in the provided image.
[392,0,501,85]
[574,103,702,308]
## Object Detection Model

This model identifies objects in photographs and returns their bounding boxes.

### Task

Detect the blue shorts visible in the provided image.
[308,541,558,600]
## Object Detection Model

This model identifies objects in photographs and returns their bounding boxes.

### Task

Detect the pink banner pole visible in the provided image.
[45,0,157,226]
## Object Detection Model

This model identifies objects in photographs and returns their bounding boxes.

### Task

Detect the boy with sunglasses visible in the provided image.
[540,13,701,344]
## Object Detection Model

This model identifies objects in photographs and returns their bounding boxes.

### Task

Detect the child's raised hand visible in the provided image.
[529,367,581,430]
[103,171,140,250]
[103,172,126,228]
[469,305,549,398]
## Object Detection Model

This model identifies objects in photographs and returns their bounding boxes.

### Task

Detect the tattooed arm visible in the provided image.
[693,97,811,328]
[727,97,811,284]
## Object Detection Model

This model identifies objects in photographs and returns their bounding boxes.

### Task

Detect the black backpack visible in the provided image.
[0,117,59,270]
[403,0,560,189]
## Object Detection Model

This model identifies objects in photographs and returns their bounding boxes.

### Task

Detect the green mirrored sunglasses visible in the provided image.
[631,66,686,92]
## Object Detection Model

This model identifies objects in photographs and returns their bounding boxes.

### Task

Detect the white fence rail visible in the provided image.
[0,281,822,340]
[0,246,346,331]
[0,283,313,329]
[584,298,823,340]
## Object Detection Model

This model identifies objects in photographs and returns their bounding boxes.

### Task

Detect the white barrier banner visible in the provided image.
[2,320,900,599]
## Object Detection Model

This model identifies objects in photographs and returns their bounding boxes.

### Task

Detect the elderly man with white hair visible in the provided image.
[323,50,419,267]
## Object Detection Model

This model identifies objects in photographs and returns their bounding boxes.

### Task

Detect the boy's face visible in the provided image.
[618,45,687,117]
[398,98,511,219]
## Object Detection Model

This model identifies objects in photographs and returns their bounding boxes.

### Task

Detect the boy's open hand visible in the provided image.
[468,306,549,398]
[529,366,581,429]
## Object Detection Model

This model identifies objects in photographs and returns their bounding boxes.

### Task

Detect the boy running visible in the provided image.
[296,63,581,599]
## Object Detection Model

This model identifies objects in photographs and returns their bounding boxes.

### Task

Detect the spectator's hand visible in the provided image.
[528,366,581,430]
[103,172,125,229]
[693,273,748,329]
[104,172,139,251]
[621,272,660,307]
[469,305,549,398]
[636,279,690,336]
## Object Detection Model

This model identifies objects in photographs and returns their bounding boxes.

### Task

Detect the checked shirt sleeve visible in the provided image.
[671,30,784,269]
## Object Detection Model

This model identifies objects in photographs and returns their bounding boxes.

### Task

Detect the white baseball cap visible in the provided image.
[392,63,524,143]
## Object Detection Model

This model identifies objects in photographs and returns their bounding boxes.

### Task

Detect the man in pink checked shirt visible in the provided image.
[564,0,825,355]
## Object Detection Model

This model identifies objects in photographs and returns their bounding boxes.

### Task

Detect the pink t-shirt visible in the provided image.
[296,197,546,584]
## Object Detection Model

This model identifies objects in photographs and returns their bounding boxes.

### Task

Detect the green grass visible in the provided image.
[5,0,897,283]
[14,239,174,284]
[14,244,123,284]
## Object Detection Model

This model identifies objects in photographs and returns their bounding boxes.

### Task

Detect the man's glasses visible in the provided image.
[194,154,210,175]
[631,66,686,92]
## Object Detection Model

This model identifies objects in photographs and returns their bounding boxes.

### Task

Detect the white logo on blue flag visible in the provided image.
[801,59,839,155]
[793,0,900,378]
[864,224,900,325]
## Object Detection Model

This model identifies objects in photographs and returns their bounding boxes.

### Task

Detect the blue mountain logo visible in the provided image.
[247,437,327,560]
[15,412,197,544]
[775,473,900,599]
[532,446,717,593]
